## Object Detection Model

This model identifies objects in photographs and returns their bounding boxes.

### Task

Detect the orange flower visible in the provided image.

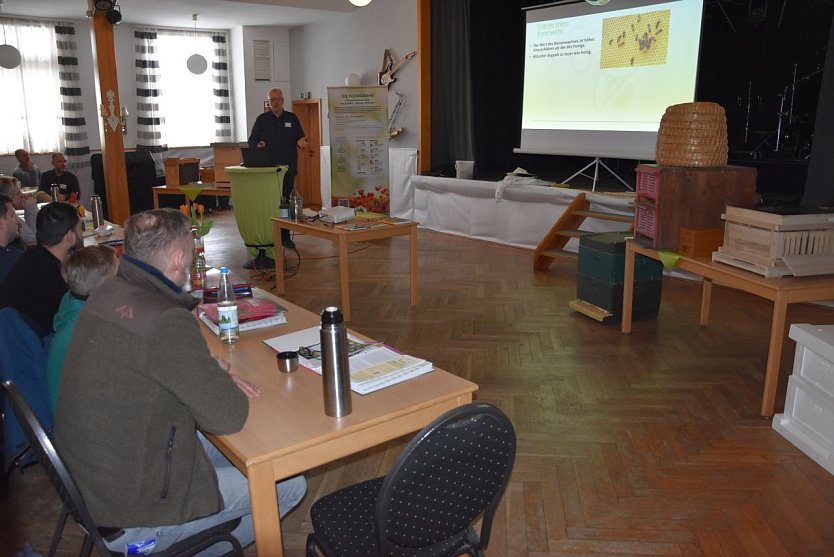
[179,204,189,216]
[196,204,205,215]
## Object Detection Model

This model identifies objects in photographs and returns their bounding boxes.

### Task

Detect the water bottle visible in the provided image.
[320,306,352,417]
[217,266,239,344]
[91,194,103,229]
[50,184,61,202]
[279,197,290,219]
[289,187,303,222]
[190,226,207,294]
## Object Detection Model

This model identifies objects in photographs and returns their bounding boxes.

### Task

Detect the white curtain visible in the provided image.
[134,27,168,153]
[55,22,90,171]
[137,27,233,148]
[0,18,63,155]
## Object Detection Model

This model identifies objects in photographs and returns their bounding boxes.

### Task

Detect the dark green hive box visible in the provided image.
[578,232,663,284]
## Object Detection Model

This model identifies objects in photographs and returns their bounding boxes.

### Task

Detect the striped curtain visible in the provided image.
[133,28,168,153]
[212,32,233,142]
[54,23,90,170]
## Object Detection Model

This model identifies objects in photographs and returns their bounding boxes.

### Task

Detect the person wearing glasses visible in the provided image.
[248,88,311,249]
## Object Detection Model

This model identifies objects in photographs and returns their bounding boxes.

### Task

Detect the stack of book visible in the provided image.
[264,326,433,394]
[199,298,287,336]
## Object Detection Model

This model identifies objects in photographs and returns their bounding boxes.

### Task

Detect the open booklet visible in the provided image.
[199,298,287,336]
[263,326,434,395]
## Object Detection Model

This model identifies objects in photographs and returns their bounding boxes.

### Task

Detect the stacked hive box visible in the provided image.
[577,232,663,322]
[773,324,834,475]
[634,164,757,250]
[714,206,834,277]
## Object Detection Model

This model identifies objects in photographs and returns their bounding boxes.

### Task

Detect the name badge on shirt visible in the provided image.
[284,122,292,128]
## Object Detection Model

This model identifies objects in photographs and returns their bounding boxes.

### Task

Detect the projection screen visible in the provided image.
[516,0,705,160]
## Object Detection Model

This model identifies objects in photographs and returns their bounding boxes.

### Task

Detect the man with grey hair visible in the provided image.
[12,148,41,188]
[56,208,306,555]
[248,88,311,250]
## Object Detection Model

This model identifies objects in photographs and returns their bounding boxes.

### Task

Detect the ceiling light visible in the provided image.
[94,0,114,10]
[186,14,208,75]
[349,0,373,6]
[0,0,21,69]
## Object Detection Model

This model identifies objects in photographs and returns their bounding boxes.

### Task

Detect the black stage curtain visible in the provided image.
[803,7,834,207]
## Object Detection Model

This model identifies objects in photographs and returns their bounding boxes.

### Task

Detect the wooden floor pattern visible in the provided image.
[4,210,834,556]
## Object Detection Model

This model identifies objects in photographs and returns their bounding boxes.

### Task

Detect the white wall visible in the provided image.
[235,26,293,141]
[288,0,418,148]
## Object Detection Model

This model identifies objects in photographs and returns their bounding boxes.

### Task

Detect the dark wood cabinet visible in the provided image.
[634,164,758,250]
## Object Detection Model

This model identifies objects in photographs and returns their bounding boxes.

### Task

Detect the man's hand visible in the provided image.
[297,137,311,151]
[230,373,261,399]
[212,356,261,398]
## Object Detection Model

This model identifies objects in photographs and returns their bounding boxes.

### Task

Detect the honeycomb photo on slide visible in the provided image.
[600,9,670,69]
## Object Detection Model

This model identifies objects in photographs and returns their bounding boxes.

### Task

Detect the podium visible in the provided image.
[226,165,288,263]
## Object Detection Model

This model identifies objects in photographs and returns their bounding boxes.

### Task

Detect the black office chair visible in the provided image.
[305,402,516,557]
[1,380,244,557]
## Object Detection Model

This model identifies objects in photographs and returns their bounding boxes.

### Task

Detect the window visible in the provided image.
[134,27,232,150]
[0,19,63,155]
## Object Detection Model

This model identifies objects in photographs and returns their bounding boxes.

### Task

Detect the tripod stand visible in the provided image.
[563,157,633,191]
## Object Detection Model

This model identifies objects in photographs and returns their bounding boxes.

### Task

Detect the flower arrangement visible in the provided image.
[177,185,214,237]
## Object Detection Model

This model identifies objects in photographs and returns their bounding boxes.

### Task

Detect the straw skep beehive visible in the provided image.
[655,102,728,167]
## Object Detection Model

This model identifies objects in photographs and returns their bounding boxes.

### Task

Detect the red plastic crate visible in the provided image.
[634,202,658,247]
[636,167,661,201]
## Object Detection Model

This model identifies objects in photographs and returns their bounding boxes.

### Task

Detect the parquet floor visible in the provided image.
[4,209,834,556]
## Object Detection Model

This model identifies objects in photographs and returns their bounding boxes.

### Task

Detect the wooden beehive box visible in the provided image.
[713,206,834,277]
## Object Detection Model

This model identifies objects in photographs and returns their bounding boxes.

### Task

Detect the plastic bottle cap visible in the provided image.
[220,266,229,273]
[321,306,344,324]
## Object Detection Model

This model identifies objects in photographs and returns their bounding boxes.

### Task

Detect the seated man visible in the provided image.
[12,148,41,188]
[0,202,82,338]
[46,244,119,413]
[0,178,38,246]
[0,194,23,283]
[38,152,80,203]
[55,208,306,554]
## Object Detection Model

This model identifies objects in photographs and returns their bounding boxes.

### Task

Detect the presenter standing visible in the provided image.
[248,88,310,249]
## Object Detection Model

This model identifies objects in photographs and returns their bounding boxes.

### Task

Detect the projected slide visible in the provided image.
[600,10,670,68]
[518,0,703,159]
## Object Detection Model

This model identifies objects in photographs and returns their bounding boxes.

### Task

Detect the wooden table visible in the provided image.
[622,239,834,417]
[272,218,419,321]
[200,294,476,557]
[152,184,232,208]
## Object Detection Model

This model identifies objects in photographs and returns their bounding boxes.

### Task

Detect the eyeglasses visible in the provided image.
[297,340,384,361]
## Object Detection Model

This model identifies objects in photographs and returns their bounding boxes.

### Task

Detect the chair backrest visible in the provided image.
[376,402,516,554]
[1,380,113,556]
[0,308,53,469]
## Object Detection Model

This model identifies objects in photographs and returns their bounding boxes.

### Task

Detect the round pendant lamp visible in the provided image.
[0,0,21,69]
[187,14,208,75]
[349,0,373,6]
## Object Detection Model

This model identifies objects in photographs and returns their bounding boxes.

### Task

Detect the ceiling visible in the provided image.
[1,0,358,29]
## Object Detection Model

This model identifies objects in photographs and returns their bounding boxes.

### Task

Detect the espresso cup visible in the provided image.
[277,351,299,373]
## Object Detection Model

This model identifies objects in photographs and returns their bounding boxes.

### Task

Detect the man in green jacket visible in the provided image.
[55,208,306,555]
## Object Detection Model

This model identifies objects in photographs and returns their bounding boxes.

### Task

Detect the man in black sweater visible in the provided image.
[0,202,82,337]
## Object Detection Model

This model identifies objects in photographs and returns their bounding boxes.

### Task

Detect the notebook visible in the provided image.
[240,147,279,168]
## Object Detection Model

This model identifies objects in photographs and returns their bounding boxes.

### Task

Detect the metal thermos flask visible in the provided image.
[50,185,60,202]
[320,306,352,417]
[91,195,103,229]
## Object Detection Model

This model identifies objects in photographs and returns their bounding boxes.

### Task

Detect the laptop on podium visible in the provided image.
[240,147,280,168]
